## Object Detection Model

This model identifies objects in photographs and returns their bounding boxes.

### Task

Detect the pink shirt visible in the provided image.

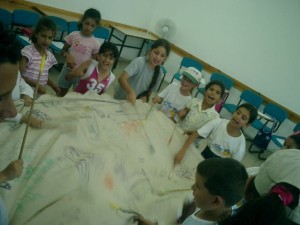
[65,31,100,66]
[75,60,115,95]
[21,44,57,85]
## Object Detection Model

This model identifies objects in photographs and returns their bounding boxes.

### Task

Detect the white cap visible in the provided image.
[182,67,203,84]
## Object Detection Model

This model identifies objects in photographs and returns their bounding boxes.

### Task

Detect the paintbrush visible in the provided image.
[144,102,155,122]
[156,188,191,196]
[110,203,139,215]
[168,114,180,144]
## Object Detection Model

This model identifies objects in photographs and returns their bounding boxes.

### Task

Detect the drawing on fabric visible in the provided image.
[64,147,94,183]
[120,120,141,135]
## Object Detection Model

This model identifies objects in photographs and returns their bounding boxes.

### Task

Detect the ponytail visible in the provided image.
[136,65,161,102]
[219,183,299,225]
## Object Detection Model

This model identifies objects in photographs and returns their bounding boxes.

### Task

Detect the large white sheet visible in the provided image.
[0,92,203,225]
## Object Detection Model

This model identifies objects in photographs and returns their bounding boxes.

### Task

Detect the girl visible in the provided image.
[57,8,101,97]
[178,80,225,132]
[174,103,258,164]
[19,17,59,95]
[220,149,300,225]
[114,39,171,104]
[65,42,118,95]
[152,67,202,121]
[282,133,300,150]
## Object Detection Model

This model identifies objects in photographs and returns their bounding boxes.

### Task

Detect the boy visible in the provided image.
[0,23,24,225]
[135,158,248,225]
[152,67,202,121]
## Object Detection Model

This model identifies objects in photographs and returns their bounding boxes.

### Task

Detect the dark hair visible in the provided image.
[197,158,248,207]
[236,103,258,124]
[219,182,300,225]
[31,17,56,43]
[0,23,21,64]
[137,39,171,101]
[205,80,226,98]
[289,134,300,149]
[78,8,101,30]
[99,42,119,59]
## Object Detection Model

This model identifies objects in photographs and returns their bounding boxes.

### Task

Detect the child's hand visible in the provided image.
[127,91,136,105]
[51,85,61,95]
[21,95,33,106]
[65,54,76,69]
[38,85,47,94]
[0,160,24,181]
[21,115,43,128]
[178,109,188,119]
[139,95,148,103]
[152,96,162,104]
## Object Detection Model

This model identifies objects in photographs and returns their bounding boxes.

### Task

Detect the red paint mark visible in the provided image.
[104,174,114,191]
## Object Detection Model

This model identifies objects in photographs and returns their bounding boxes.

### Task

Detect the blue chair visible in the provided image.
[12,9,40,29]
[93,26,110,44]
[195,72,233,97]
[158,65,167,91]
[251,103,288,132]
[48,16,68,54]
[170,57,203,83]
[12,9,41,47]
[222,89,263,114]
[0,9,12,28]
[271,123,300,148]
[68,21,79,34]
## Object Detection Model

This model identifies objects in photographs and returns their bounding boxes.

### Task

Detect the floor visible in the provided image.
[48,57,267,168]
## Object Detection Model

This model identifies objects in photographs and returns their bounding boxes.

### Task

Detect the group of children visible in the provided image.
[1,6,300,225]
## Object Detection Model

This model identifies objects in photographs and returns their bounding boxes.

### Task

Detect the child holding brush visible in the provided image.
[178,80,225,132]
[152,67,201,121]
[174,103,258,164]
[134,158,248,225]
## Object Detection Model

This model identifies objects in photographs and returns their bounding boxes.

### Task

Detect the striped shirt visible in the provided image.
[21,44,57,85]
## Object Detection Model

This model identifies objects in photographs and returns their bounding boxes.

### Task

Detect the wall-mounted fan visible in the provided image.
[155,18,177,39]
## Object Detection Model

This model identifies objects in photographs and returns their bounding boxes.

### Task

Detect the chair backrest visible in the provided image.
[263,103,288,132]
[68,21,79,34]
[180,57,203,72]
[47,16,68,40]
[210,73,233,90]
[0,8,12,27]
[294,123,300,133]
[93,26,110,41]
[239,89,263,109]
[12,9,40,28]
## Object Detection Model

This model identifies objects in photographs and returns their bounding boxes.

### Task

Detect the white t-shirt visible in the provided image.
[158,82,192,119]
[12,71,34,101]
[182,212,216,225]
[198,118,246,161]
[179,98,219,131]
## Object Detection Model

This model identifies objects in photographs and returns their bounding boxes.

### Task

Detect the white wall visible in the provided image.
[29,0,300,115]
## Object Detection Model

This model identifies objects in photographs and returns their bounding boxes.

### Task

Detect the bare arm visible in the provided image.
[65,59,93,81]
[178,107,189,119]
[174,131,201,165]
[61,43,76,69]
[118,71,136,104]
[152,96,163,104]
[19,56,28,74]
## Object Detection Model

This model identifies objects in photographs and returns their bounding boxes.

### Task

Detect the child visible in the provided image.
[12,71,34,106]
[134,158,248,225]
[152,67,202,120]
[178,80,225,132]
[19,17,59,95]
[0,24,42,128]
[114,39,171,104]
[65,42,118,95]
[219,149,300,225]
[57,8,101,97]
[282,133,300,150]
[0,24,25,225]
[174,103,258,164]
